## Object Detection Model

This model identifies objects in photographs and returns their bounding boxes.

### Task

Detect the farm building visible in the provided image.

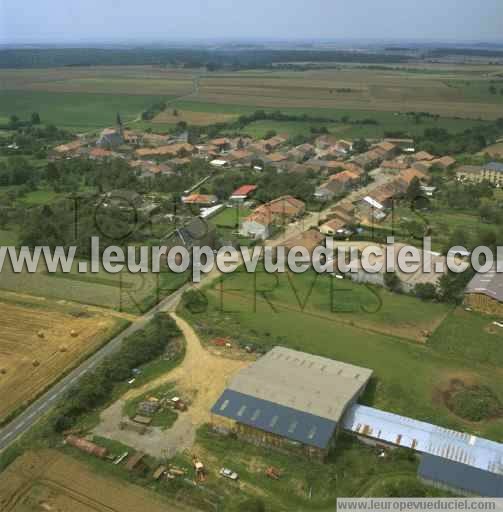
[414,151,435,162]
[343,404,503,497]
[97,127,124,149]
[65,436,108,458]
[320,218,349,236]
[182,194,218,206]
[314,169,362,200]
[135,143,194,158]
[230,184,257,202]
[418,455,503,498]
[210,159,230,168]
[372,141,398,160]
[431,156,456,169]
[227,150,254,166]
[240,196,305,240]
[456,165,484,182]
[331,241,446,294]
[163,217,218,254]
[456,162,503,186]
[239,210,273,240]
[210,347,373,461]
[464,265,503,315]
[210,347,503,495]
[380,160,409,173]
[280,228,325,256]
[209,137,231,152]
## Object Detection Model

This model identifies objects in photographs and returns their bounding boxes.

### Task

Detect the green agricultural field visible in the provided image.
[0,66,195,95]
[168,98,489,140]
[235,115,488,140]
[182,268,503,440]
[183,67,503,120]
[0,90,169,131]
[0,259,189,314]
[1,64,499,135]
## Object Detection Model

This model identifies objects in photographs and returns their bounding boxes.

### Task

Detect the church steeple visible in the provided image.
[116,112,123,136]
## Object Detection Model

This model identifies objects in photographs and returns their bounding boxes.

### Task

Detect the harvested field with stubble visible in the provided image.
[0,259,187,314]
[0,298,127,423]
[190,67,503,119]
[0,66,195,96]
[0,450,196,512]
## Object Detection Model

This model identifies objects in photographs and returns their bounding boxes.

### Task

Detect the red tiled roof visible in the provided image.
[182,194,217,204]
[232,185,257,197]
[89,148,113,158]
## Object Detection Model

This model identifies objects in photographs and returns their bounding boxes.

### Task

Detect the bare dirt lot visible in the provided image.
[0,295,126,423]
[93,313,251,457]
[0,449,197,511]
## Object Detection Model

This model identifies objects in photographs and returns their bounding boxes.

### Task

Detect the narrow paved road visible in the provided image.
[0,282,191,453]
[0,246,233,454]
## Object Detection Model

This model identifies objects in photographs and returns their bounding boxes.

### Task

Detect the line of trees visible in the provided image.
[141,100,167,121]
[416,118,503,155]
[0,48,414,70]
[51,314,180,433]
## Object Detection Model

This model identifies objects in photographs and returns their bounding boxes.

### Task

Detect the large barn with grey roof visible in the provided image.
[210,346,373,460]
[464,264,503,315]
[210,346,503,496]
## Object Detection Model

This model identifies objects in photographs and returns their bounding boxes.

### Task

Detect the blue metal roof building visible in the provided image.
[211,389,337,449]
[484,162,503,173]
[343,404,503,497]
[210,347,373,455]
[419,454,503,498]
[343,405,503,473]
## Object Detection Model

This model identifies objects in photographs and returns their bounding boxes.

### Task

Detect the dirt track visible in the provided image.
[94,313,250,457]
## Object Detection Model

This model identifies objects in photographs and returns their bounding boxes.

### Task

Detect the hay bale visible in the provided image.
[70,330,79,337]
[0,368,7,375]
[37,330,45,339]
[60,345,68,353]
[32,360,40,367]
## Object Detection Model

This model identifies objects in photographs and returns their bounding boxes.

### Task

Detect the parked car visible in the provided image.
[219,467,239,480]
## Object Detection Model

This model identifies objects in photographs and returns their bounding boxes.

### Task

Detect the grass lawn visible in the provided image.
[191,427,446,510]
[429,308,503,366]
[0,227,19,246]
[181,268,503,440]
[17,189,64,206]
[211,206,252,228]
[210,205,253,242]
[214,268,451,342]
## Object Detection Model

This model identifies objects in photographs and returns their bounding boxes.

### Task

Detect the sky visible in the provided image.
[1,0,503,45]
